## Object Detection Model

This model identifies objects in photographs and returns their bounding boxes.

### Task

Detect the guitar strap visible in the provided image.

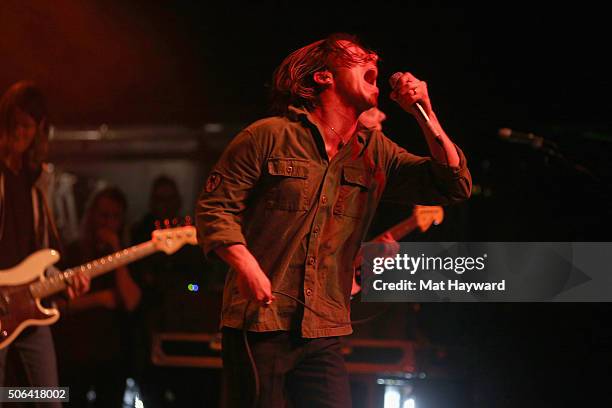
[31,186,42,246]
[31,186,61,252]
[41,187,62,252]
[32,186,64,279]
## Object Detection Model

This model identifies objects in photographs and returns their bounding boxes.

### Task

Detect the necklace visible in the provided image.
[315,114,346,145]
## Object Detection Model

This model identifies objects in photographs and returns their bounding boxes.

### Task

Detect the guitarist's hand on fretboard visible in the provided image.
[351,232,401,296]
[66,270,90,300]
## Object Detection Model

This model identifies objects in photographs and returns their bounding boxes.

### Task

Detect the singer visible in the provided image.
[196,33,471,408]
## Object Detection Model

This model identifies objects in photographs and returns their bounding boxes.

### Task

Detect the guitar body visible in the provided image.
[0,250,61,349]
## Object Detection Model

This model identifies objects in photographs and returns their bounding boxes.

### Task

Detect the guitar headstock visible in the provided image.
[152,226,198,254]
[413,205,445,231]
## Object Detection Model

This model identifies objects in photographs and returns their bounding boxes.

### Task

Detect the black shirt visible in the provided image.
[0,162,36,270]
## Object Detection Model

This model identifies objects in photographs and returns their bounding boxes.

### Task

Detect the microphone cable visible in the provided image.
[241,289,392,408]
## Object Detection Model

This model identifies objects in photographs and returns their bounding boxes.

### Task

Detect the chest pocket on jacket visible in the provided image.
[265,158,310,211]
[334,166,371,219]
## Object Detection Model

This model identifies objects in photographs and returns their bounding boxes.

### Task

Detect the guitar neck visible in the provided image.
[373,215,418,242]
[30,241,157,299]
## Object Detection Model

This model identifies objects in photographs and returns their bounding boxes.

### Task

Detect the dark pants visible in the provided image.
[222,327,351,408]
[0,326,61,408]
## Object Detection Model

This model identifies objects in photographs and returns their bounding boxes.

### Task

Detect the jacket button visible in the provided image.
[313,225,320,234]
[306,288,313,296]
[321,195,328,205]
[286,166,293,174]
[308,256,316,265]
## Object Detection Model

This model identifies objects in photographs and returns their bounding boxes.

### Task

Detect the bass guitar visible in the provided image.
[0,226,197,349]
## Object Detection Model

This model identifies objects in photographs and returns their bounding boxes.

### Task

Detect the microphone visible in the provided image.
[389,72,439,137]
[498,128,545,149]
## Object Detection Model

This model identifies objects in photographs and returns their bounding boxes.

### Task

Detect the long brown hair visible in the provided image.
[0,81,49,174]
[271,33,376,114]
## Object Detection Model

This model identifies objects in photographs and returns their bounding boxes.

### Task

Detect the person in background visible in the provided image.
[53,186,141,407]
[129,175,208,407]
[352,106,445,295]
[351,107,445,343]
[130,174,207,334]
[0,80,89,404]
[131,175,182,243]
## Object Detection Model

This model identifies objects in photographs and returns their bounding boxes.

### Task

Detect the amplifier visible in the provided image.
[152,332,222,368]
[342,338,416,374]
[151,332,416,374]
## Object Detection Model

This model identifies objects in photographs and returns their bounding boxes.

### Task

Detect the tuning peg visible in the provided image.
[172,217,179,226]
[163,219,171,229]
[154,220,161,230]
[184,216,192,226]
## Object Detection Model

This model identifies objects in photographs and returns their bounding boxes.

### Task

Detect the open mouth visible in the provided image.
[364,68,377,86]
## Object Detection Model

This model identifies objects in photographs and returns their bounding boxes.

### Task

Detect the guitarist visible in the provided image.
[0,81,89,402]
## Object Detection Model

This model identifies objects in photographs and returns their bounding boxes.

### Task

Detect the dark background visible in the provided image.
[3,1,611,238]
[2,1,611,406]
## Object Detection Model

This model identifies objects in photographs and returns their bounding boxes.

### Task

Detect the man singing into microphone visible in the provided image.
[196,33,471,407]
